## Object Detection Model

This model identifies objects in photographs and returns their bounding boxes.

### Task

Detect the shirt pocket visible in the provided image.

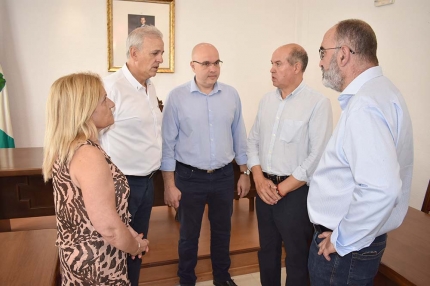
[279,119,304,143]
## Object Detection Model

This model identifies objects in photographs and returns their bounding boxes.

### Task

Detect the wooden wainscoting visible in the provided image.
[138,199,263,285]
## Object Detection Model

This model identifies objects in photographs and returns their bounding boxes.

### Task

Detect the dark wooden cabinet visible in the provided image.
[0,148,55,231]
[0,148,256,231]
[0,175,54,219]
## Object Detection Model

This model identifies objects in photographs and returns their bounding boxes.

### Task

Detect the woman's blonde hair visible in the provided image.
[42,72,104,182]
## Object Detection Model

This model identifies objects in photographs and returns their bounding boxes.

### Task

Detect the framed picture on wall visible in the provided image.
[107,0,175,72]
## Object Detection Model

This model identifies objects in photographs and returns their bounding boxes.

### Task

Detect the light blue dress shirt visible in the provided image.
[247,82,333,183]
[308,66,414,256]
[160,79,247,171]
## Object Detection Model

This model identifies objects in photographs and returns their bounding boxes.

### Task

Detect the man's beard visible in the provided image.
[322,54,344,92]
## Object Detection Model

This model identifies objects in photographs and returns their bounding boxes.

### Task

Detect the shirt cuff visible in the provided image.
[160,158,176,172]
[292,166,309,183]
[246,156,260,170]
[331,228,353,257]
[235,154,247,166]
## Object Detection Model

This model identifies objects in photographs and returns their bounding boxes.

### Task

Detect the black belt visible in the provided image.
[263,172,289,184]
[177,161,227,174]
[314,224,333,233]
[144,171,157,179]
[126,171,157,179]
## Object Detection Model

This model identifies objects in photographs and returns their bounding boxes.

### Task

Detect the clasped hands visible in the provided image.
[131,233,149,260]
[255,176,283,205]
[128,226,149,259]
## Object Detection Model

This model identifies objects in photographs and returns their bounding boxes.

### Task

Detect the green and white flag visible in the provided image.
[0,64,15,148]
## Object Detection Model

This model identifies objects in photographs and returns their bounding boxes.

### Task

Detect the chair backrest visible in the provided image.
[421,180,430,214]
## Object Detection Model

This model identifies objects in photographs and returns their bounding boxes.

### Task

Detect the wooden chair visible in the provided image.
[421,180,430,214]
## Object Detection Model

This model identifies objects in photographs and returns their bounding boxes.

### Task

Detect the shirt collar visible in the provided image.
[338,66,383,110]
[190,76,221,96]
[276,80,305,100]
[121,63,152,90]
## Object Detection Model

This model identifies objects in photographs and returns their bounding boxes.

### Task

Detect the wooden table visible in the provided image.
[0,229,59,286]
[0,148,257,231]
[0,148,54,231]
[376,207,430,285]
[0,147,45,176]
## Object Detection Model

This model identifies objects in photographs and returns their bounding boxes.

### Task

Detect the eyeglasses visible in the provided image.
[192,60,223,68]
[318,46,356,60]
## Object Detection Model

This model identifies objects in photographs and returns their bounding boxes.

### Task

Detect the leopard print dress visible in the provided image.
[52,140,131,285]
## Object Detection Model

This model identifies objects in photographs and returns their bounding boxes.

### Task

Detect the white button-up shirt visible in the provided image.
[247,81,333,183]
[100,64,162,176]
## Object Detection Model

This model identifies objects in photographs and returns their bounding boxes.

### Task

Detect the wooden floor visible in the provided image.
[140,199,260,285]
[10,198,261,286]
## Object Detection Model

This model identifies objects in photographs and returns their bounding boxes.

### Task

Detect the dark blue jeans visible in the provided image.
[256,184,313,286]
[308,232,387,286]
[175,162,234,285]
[125,175,154,286]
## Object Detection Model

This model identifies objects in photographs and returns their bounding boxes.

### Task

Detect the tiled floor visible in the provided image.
[195,268,286,286]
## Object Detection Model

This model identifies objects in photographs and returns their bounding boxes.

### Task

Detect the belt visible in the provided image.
[263,172,289,184]
[127,171,157,179]
[144,171,157,179]
[314,224,333,233]
[177,161,226,174]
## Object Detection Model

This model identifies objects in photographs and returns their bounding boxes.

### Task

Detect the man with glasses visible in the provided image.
[308,19,413,285]
[161,43,250,286]
[247,43,333,285]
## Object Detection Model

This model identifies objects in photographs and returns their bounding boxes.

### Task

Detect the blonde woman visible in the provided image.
[43,73,148,285]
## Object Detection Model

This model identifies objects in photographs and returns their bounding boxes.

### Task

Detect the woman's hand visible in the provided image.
[130,233,150,259]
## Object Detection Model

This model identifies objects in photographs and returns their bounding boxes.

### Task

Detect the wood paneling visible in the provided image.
[0,229,59,286]
[376,207,430,286]
[139,199,263,285]
[0,148,257,232]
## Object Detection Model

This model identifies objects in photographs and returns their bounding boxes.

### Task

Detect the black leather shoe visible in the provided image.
[213,279,238,286]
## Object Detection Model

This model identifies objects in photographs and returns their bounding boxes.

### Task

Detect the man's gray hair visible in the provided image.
[335,19,378,65]
[126,26,163,59]
[287,46,308,72]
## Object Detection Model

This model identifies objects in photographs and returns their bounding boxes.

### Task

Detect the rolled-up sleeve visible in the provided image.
[247,101,263,170]
[160,93,179,171]
[292,97,333,182]
[232,93,247,165]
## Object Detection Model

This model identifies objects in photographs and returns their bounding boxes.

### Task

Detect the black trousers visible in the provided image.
[256,184,313,286]
[125,175,154,286]
[175,162,234,285]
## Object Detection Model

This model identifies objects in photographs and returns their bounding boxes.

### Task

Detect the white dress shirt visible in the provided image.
[308,66,414,256]
[247,81,333,183]
[100,64,162,176]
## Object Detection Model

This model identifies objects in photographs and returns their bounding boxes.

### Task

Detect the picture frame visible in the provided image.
[107,0,175,72]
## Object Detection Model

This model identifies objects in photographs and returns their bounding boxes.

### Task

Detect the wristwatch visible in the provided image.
[241,169,251,176]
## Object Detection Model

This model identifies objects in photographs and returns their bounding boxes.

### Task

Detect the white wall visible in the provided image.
[0,1,4,60]
[1,0,429,209]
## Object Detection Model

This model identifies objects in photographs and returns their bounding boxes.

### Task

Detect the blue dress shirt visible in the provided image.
[308,66,414,256]
[160,79,247,171]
